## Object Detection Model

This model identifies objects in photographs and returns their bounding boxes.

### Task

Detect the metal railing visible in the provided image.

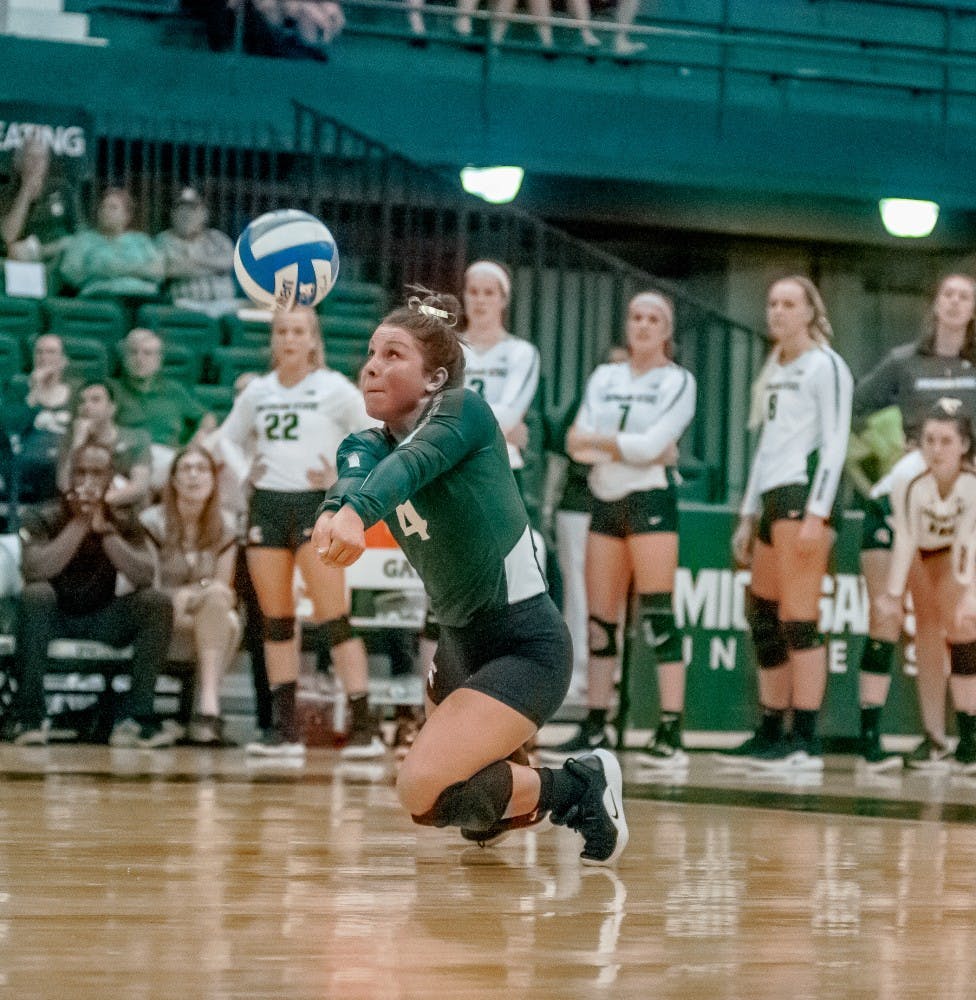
[89,105,763,502]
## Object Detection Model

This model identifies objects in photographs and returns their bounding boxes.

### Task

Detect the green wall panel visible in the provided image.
[624,505,925,738]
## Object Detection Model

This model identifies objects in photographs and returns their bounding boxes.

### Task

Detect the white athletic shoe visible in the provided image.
[560,748,629,866]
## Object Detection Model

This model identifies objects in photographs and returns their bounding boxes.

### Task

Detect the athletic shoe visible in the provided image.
[391,710,424,762]
[187,714,234,748]
[953,736,976,775]
[905,734,952,771]
[557,748,629,866]
[712,725,781,767]
[744,734,824,773]
[858,731,903,774]
[340,726,386,760]
[537,725,611,761]
[633,721,689,771]
[460,810,550,848]
[110,717,176,749]
[7,719,49,746]
[245,728,306,758]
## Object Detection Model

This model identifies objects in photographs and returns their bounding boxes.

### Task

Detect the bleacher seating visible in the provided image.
[322,315,376,380]
[61,336,110,383]
[136,304,222,364]
[161,342,204,384]
[43,298,128,347]
[0,334,21,388]
[193,384,235,421]
[222,310,272,348]
[212,345,271,386]
[0,297,43,349]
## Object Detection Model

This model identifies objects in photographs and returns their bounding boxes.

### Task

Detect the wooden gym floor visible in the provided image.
[2,730,975,999]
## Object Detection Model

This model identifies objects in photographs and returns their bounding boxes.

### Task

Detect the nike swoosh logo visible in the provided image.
[605,787,619,820]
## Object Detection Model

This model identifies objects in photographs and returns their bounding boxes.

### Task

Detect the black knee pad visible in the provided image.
[321,615,355,648]
[412,760,513,831]
[782,619,824,651]
[860,638,895,676]
[637,592,683,663]
[746,594,789,669]
[588,615,618,657]
[950,641,976,676]
[264,616,296,642]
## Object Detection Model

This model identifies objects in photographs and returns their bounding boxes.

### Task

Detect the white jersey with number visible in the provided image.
[462,335,540,469]
[216,368,376,492]
[574,360,697,501]
[741,344,853,519]
[887,466,976,598]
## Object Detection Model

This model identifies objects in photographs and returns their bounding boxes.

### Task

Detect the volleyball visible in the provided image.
[233,209,340,310]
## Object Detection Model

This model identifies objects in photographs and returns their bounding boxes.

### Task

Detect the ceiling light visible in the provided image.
[879,198,940,238]
[460,166,524,205]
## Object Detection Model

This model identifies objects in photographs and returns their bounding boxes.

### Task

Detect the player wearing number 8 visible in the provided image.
[210,306,382,758]
[722,276,853,772]
[312,292,628,865]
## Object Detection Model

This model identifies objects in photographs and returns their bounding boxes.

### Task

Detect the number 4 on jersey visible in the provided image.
[396,499,430,541]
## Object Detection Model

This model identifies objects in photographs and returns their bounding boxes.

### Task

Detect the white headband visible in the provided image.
[631,291,674,329]
[465,260,511,299]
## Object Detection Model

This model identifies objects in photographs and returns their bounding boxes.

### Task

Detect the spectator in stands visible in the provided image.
[59,380,152,510]
[6,441,175,747]
[462,0,599,48]
[111,327,216,489]
[1,334,76,504]
[212,0,344,58]
[155,188,241,316]
[141,445,241,747]
[58,187,164,300]
[0,134,82,267]
[606,0,645,56]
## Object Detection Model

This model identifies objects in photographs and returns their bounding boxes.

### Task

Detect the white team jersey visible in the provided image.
[574,361,697,502]
[887,466,976,597]
[462,335,540,469]
[216,368,377,492]
[741,344,853,519]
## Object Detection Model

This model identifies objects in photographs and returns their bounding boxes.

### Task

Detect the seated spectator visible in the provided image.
[58,188,164,300]
[0,134,82,267]
[6,441,175,747]
[155,188,242,316]
[140,445,241,747]
[1,334,76,504]
[210,1,343,59]
[111,328,216,489]
[59,380,152,510]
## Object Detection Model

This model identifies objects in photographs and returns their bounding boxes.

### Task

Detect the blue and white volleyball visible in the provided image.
[233,209,340,310]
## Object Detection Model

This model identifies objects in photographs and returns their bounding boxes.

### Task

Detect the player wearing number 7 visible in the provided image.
[312,292,628,865]
[721,276,853,772]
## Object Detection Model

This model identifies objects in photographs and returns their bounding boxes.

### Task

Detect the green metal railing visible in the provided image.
[90,105,763,502]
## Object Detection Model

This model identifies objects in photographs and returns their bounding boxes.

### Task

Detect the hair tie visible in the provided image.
[407,295,459,327]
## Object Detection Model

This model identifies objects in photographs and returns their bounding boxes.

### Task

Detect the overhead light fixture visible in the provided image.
[460,166,524,205]
[879,198,940,238]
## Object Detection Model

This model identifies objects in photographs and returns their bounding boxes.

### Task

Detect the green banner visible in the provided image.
[624,504,925,737]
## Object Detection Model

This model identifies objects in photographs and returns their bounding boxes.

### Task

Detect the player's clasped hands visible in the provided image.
[312,506,367,567]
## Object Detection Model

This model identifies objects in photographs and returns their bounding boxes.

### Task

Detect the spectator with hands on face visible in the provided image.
[7,442,175,747]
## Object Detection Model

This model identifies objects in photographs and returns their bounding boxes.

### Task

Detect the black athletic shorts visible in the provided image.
[429,593,572,728]
[860,496,893,552]
[590,485,678,539]
[757,483,809,544]
[247,488,326,551]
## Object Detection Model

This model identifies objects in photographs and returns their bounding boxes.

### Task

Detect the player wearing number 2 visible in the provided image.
[722,276,853,773]
[540,290,697,769]
[213,306,382,758]
[311,292,628,866]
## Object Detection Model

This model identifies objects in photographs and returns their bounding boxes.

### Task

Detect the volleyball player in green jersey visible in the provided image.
[311,293,628,866]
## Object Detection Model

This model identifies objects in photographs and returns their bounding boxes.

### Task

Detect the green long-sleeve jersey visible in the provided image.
[319,387,547,628]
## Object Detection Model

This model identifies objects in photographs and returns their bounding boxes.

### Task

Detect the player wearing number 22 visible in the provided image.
[214,306,381,759]
[724,276,853,772]
[312,293,628,865]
